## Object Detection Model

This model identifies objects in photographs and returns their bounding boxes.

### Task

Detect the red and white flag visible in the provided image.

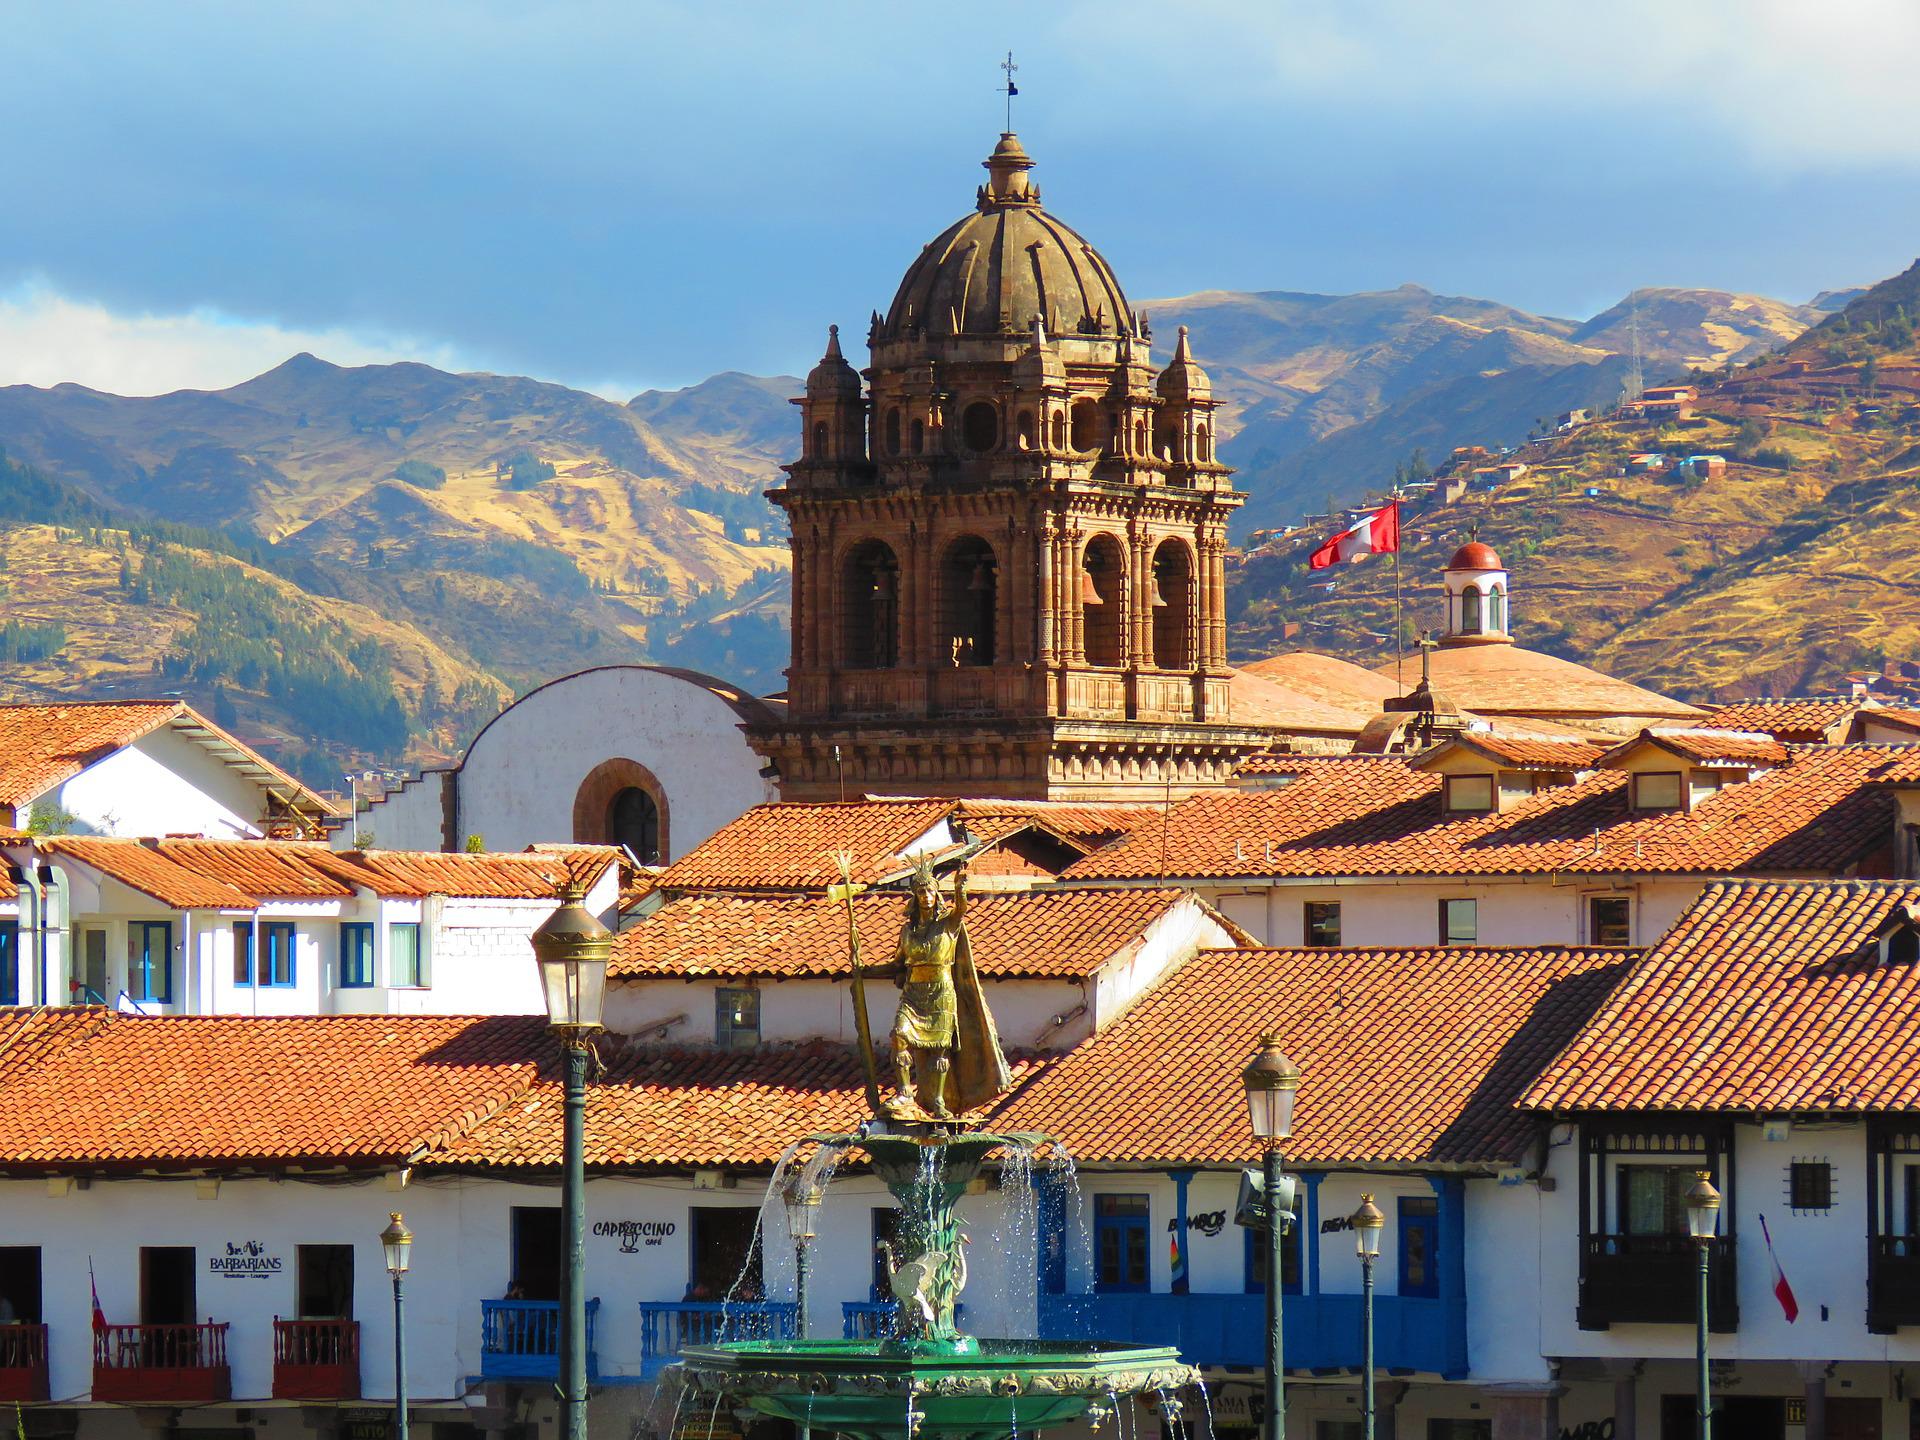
[1308,501,1400,570]
[89,1258,107,1334]
[1759,1214,1798,1323]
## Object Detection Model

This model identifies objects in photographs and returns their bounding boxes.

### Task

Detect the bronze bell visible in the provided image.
[1078,569,1103,605]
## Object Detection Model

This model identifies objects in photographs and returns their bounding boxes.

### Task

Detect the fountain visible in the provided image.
[666,855,1198,1440]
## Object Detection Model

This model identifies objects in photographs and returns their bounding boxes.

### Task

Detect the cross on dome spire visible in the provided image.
[1000,51,1019,131]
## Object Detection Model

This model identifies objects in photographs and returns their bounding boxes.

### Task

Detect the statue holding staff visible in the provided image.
[883,854,1010,1120]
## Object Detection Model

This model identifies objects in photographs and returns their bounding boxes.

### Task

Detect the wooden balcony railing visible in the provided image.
[273,1317,361,1399]
[479,1298,600,1383]
[1578,1233,1738,1331]
[92,1323,231,1403]
[638,1301,797,1378]
[0,1324,49,1402]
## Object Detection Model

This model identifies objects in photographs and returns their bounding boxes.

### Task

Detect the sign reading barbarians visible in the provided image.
[208,1239,283,1278]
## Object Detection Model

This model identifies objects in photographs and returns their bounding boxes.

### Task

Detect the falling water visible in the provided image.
[717,1135,856,1349]
[1194,1377,1217,1440]
[981,1135,1040,1332]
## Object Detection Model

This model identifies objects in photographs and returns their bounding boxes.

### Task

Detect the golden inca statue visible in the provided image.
[883,856,1010,1120]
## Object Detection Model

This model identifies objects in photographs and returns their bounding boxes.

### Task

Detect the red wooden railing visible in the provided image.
[0,1325,47,1370]
[93,1322,229,1371]
[274,1318,360,1367]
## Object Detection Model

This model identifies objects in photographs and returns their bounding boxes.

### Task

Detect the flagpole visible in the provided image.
[1394,547,1404,695]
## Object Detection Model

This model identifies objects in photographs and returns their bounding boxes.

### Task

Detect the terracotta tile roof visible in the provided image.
[610,886,1198,981]
[1524,880,1920,1113]
[40,837,608,907]
[995,944,1631,1166]
[1226,668,1378,735]
[44,837,263,909]
[0,701,336,820]
[0,702,185,808]
[420,1039,879,1169]
[654,800,957,891]
[0,1010,544,1170]
[1414,734,1606,772]
[1371,645,1704,725]
[1598,727,1789,767]
[947,800,1160,851]
[1865,708,1920,736]
[1066,745,1898,882]
[1703,698,1857,742]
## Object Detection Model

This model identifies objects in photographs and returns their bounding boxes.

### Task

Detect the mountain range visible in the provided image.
[0,275,1880,779]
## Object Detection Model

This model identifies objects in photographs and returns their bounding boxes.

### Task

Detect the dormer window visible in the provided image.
[1632,772,1684,811]
[1890,928,1920,966]
[1444,774,1496,813]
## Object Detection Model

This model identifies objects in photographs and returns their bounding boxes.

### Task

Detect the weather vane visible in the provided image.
[1000,51,1019,132]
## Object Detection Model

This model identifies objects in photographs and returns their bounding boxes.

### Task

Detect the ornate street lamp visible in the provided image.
[1351,1195,1384,1440]
[1686,1171,1721,1440]
[380,1212,413,1440]
[1242,1036,1302,1440]
[532,883,611,1440]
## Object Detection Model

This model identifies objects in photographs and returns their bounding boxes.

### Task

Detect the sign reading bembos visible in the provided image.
[592,1219,676,1253]
[209,1239,283,1278]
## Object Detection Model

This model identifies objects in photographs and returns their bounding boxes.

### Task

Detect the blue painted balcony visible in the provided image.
[840,1302,968,1340]
[479,1299,600,1383]
[1037,1292,1467,1380]
[639,1301,799,1380]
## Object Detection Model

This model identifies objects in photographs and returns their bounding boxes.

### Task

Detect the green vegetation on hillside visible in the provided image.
[392,459,447,489]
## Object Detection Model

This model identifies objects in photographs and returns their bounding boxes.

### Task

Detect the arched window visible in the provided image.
[962,402,998,453]
[1196,423,1211,462]
[1489,585,1507,633]
[1134,418,1147,454]
[1070,398,1101,451]
[1150,539,1194,670]
[910,419,924,454]
[940,536,996,667]
[811,420,829,458]
[1016,410,1036,449]
[608,786,661,864]
[842,539,901,668]
[885,409,902,456]
[1050,410,1067,450]
[1462,586,1484,634]
[1082,535,1126,667]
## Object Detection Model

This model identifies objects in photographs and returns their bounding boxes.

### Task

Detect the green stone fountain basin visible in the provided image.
[672,1338,1198,1440]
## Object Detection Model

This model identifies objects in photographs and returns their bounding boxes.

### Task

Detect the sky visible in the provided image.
[4,0,1919,399]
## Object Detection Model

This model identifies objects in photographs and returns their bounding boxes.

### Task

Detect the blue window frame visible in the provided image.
[1243,1214,1303,1295]
[1399,1196,1440,1299]
[1093,1194,1150,1294]
[339,923,374,988]
[233,921,255,986]
[129,921,172,1004]
[260,922,297,988]
[0,927,18,1005]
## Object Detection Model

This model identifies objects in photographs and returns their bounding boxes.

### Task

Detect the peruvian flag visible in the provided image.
[1309,501,1400,569]
[1759,1214,1799,1323]
[89,1259,107,1334]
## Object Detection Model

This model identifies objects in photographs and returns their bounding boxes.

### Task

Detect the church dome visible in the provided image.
[1448,541,1503,571]
[878,133,1134,342]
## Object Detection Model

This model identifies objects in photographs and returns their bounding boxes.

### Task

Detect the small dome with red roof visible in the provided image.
[1447,541,1503,571]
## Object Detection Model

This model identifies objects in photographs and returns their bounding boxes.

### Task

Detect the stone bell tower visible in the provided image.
[749,133,1270,801]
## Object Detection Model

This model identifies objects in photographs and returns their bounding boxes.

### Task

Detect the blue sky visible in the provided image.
[5,0,1919,396]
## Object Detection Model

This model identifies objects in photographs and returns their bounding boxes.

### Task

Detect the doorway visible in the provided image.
[1829,1397,1880,1440]
[296,1245,354,1319]
[690,1208,761,1300]
[1659,1394,1784,1440]
[0,1247,41,1324]
[1398,1196,1439,1299]
[510,1206,561,1301]
[140,1246,196,1325]
[76,927,108,1003]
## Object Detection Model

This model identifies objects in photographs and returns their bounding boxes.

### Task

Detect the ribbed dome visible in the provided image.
[879,134,1133,342]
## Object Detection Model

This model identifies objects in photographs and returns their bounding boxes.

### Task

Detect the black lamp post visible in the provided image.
[532,884,611,1440]
[1686,1171,1721,1440]
[1351,1195,1384,1440]
[380,1212,412,1440]
[1242,1036,1301,1440]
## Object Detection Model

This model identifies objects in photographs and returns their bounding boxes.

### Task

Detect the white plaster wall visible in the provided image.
[604,975,1087,1050]
[56,728,278,839]
[345,773,449,852]
[1191,876,1712,950]
[1538,1119,1920,1366]
[1090,899,1231,1033]
[442,668,777,860]
[1464,1176,1552,1384]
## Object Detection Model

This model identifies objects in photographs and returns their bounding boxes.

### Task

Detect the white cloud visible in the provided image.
[0,279,476,396]
[1064,0,1920,171]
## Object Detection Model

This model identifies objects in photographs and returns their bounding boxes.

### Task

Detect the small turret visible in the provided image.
[1155,326,1211,402]
[807,324,862,400]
